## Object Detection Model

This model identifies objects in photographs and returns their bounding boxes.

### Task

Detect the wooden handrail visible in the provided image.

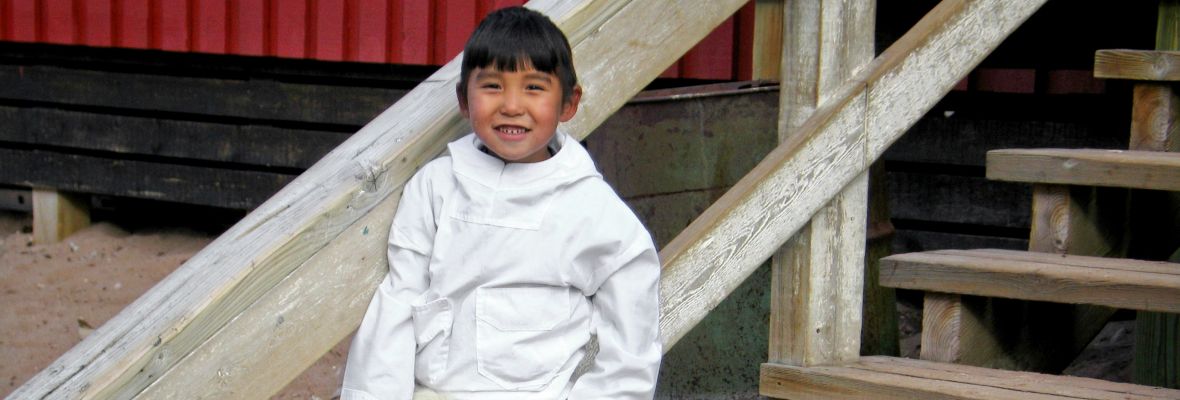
[657,0,1047,349]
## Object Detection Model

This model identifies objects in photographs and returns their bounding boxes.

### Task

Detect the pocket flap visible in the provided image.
[476,286,570,331]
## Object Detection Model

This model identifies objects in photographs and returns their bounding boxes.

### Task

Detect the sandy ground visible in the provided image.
[0,210,346,399]
[0,209,1132,399]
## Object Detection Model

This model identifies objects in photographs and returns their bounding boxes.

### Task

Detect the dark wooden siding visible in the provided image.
[0,43,432,209]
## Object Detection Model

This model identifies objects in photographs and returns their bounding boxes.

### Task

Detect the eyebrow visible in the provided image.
[473,69,555,83]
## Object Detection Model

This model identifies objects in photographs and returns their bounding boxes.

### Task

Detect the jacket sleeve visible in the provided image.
[341,167,438,400]
[568,210,663,399]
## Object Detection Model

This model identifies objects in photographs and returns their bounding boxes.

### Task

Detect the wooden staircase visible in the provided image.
[759,2,1180,400]
[780,18,1180,400]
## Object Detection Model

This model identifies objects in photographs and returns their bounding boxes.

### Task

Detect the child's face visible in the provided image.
[459,64,581,163]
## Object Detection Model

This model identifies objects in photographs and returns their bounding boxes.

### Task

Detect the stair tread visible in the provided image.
[761,356,1180,400]
[1094,49,1180,82]
[987,148,1180,191]
[879,249,1180,313]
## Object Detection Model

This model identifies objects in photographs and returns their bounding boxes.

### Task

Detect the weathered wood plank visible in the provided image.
[852,356,1180,399]
[987,149,1180,191]
[751,0,784,80]
[0,187,32,212]
[0,106,345,170]
[1130,84,1179,152]
[768,0,873,367]
[0,64,410,126]
[881,249,1180,313]
[1133,2,1180,387]
[31,188,89,245]
[659,0,1047,349]
[11,0,757,398]
[919,183,1126,372]
[761,356,1180,400]
[0,148,294,210]
[1093,50,1180,82]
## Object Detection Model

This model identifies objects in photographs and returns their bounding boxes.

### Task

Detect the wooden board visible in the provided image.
[1131,2,1180,387]
[10,0,757,398]
[987,148,1180,191]
[880,249,1180,313]
[0,63,410,126]
[767,0,874,367]
[0,187,32,212]
[32,188,90,244]
[761,356,1180,399]
[1130,83,1180,152]
[659,0,1047,349]
[0,106,345,170]
[0,148,294,210]
[1093,50,1180,82]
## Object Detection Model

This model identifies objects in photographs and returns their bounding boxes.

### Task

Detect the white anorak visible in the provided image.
[342,132,662,400]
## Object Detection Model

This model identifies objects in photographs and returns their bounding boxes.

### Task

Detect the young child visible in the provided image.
[341,6,662,399]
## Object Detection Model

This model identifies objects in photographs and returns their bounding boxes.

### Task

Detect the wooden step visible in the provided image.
[879,249,1180,313]
[761,356,1180,399]
[987,148,1180,191]
[1094,49,1180,82]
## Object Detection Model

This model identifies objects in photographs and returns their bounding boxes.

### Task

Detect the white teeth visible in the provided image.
[499,127,526,135]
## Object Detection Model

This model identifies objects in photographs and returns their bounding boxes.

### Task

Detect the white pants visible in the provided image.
[413,387,447,400]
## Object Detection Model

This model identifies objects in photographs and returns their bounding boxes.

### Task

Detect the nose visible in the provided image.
[499,90,524,116]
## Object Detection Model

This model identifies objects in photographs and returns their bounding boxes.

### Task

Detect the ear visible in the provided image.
[558,85,582,122]
[456,81,470,119]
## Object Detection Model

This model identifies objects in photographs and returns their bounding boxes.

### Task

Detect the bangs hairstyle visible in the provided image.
[458,7,578,104]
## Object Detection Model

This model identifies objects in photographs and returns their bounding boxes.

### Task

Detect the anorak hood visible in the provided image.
[446,131,601,190]
[443,131,602,230]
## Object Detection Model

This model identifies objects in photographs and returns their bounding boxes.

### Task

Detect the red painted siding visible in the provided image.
[0,0,755,81]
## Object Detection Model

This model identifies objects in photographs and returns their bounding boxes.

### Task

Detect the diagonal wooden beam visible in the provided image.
[658,0,1048,349]
[12,0,751,398]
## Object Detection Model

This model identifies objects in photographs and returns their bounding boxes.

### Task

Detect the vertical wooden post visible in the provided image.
[767,0,875,366]
[1133,0,1179,387]
[751,0,784,80]
[32,188,90,244]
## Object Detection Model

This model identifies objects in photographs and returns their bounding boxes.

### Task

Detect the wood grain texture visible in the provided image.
[917,184,1126,372]
[880,249,1180,313]
[10,0,755,398]
[0,148,295,210]
[987,149,1180,191]
[767,0,873,367]
[1133,3,1180,387]
[1093,50,1180,81]
[659,0,1047,349]
[0,106,345,170]
[751,0,784,80]
[1130,84,1180,152]
[761,356,1180,399]
[31,189,90,245]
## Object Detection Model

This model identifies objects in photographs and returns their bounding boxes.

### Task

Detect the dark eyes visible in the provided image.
[477,83,547,91]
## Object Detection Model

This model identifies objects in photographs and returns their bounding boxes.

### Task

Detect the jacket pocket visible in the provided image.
[411,297,453,386]
[474,285,571,390]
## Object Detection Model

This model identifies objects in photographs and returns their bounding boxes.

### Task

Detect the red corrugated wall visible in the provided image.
[0,0,755,80]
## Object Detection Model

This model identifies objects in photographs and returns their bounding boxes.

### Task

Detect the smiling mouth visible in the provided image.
[496,125,529,136]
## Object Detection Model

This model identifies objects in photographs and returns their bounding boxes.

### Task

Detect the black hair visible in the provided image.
[457,6,578,105]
